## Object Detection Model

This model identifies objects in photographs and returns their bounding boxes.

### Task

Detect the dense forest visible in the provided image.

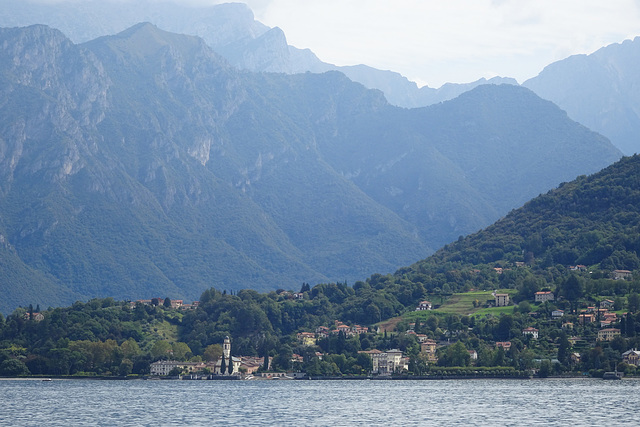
[3,155,640,377]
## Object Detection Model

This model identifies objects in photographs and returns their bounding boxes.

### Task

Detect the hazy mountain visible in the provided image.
[0,23,621,313]
[524,37,640,156]
[0,0,518,109]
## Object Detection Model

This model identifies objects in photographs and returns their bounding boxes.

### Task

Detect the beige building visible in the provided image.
[420,339,438,362]
[598,328,621,341]
[534,291,554,302]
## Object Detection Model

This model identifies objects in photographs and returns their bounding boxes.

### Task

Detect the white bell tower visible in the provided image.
[223,336,231,360]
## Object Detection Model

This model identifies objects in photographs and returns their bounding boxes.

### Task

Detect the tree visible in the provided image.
[561,275,583,302]
[628,293,640,313]
[119,359,133,376]
[220,353,226,375]
[150,340,172,360]
[171,342,192,361]
[203,344,223,363]
[538,360,552,378]
[0,359,30,376]
[163,297,172,308]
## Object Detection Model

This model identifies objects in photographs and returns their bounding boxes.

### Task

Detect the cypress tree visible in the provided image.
[263,348,269,371]
[220,353,226,375]
[228,355,234,375]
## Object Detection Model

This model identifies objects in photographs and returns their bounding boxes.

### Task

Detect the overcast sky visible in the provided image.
[209,0,640,88]
[34,1,640,88]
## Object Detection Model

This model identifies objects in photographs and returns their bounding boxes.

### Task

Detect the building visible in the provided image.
[212,336,241,375]
[534,291,555,303]
[622,349,640,366]
[420,339,438,362]
[578,314,595,324]
[612,270,632,280]
[495,342,511,351]
[23,312,45,321]
[495,293,510,307]
[597,328,621,342]
[359,349,408,375]
[150,360,203,376]
[468,350,478,361]
[600,299,615,309]
[297,332,316,346]
[416,301,432,311]
[552,310,564,319]
[523,327,539,339]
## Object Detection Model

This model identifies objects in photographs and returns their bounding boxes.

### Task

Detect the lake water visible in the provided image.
[1,378,637,426]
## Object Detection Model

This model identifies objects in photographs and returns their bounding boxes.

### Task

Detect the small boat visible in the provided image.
[603,371,623,380]
[42,378,53,382]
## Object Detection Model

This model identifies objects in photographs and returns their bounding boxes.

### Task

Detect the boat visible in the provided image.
[603,371,623,380]
[41,378,53,382]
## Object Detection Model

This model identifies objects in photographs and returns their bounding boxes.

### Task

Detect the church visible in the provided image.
[213,336,241,375]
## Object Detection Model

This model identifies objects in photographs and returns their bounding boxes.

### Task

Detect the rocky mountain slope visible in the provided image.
[0,23,621,313]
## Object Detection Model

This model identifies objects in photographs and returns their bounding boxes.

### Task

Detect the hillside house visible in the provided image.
[523,327,539,339]
[297,332,316,346]
[416,301,432,311]
[578,314,595,324]
[612,270,632,280]
[495,341,511,351]
[552,310,564,319]
[534,291,554,303]
[495,293,510,307]
[600,299,615,309]
[420,339,438,362]
[598,328,621,341]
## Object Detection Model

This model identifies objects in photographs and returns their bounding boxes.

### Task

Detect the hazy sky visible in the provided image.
[216,0,640,88]
[33,1,640,88]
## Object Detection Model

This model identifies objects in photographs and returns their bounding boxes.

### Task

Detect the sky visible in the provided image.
[216,0,640,88]
[33,1,640,88]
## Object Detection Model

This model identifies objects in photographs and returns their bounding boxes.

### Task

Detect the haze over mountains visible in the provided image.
[4,0,640,157]
[0,20,621,313]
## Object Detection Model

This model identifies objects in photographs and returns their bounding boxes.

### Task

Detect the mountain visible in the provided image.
[0,23,621,314]
[402,154,640,291]
[524,37,640,156]
[0,0,520,109]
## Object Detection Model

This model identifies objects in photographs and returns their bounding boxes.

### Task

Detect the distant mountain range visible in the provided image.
[0,23,620,313]
[3,0,639,157]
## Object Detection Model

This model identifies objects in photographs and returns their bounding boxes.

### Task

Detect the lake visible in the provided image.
[1,378,637,426]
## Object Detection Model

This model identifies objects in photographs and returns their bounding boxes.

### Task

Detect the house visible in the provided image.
[150,360,203,376]
[570,353,581,365]
[534,291,555,303]
[622,349,640,366]
[239,356,269,375]
[495,293,510,307]
[420,339,438,362]
[522,327,539,339]
[495,341,511,351]
[170,300,183,309]
[612,270,632,280]
[578,314,595,324]
[597,328,621,341]
[468,350,478,361]
[416,301,432,311]
[600,299,615,309]
[297,332,316,346]
[23,312,45,322]
[494,268,503,275]
[552,310,564,319]
[562,322,574,330]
